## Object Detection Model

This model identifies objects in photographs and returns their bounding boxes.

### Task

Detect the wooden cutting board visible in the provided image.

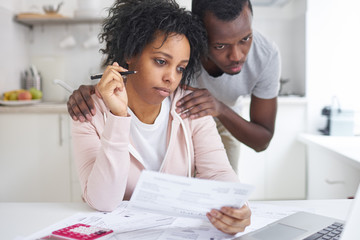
[16,13,68,20]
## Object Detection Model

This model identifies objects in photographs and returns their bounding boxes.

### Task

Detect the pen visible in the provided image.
[90,71,137,80]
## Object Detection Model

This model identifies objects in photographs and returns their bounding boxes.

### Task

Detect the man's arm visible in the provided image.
[176,87,277,152]
[67,85,96,122]
[217,95,277,152]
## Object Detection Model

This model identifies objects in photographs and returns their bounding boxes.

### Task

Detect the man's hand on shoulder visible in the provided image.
[67,85,96,122]
[175,85,224,119]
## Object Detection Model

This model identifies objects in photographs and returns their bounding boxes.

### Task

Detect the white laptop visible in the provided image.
[237,184,360,240]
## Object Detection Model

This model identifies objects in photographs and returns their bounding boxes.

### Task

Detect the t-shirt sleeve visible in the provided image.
[252,42,281,99]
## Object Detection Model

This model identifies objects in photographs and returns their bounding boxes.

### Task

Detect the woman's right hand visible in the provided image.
[96,62,129,117]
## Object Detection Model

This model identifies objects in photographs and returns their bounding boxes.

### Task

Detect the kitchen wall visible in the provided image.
[1,0,303,96]
[2,0,359,133]
[28,22,105,101]
[253,0,306,96]
[0,1,30,92]
[16,0,191,16]
[306,0,360,134]
[0,0,191,101]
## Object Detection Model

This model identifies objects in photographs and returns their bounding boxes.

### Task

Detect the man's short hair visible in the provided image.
[192,0,253,22]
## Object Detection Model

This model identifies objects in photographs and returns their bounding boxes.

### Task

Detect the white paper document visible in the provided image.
[27,202,312,240]
[127,170,255,219]
[27,202,234,240]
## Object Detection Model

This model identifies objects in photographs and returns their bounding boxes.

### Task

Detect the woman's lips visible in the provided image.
[155,87,171,97]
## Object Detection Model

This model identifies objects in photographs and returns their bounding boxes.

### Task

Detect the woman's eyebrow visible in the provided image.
[153,51,173,59]
[153,51,189,63]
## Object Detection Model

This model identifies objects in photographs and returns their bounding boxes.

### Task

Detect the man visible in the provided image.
[67,0,280,173]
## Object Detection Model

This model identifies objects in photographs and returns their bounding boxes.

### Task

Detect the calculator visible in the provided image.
[43,223,113,240]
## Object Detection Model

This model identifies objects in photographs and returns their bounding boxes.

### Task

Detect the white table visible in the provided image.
[0,199,353,240]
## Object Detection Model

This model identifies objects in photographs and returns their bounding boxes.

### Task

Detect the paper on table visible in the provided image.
[27,202,176,240]
[27,201,314,240]
[127,170,255,219]
[27,202,233,240]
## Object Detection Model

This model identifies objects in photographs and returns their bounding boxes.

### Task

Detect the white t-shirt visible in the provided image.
[128,97,170,171]
[191,30,281,113]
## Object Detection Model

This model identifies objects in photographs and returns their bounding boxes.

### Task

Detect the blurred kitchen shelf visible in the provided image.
[0,101,67,114]
[14,13,103,29]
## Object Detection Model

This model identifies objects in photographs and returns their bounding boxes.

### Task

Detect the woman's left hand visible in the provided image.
[206,204,251,235]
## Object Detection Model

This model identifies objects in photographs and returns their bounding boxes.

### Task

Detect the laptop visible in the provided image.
[237,184,360,240]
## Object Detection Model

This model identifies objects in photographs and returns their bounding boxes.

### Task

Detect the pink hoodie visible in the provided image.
[72,89,239,211]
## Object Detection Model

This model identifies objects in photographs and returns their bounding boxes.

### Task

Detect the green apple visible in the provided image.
[29,87,43,100]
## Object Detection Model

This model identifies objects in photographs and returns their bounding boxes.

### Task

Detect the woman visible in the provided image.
[72,0,251,235]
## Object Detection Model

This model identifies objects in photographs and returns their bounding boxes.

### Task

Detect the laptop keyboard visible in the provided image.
[303,222,344,240]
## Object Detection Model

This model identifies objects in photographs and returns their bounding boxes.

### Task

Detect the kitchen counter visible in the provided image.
[0,101,67,114]
[277,95,307,104]
[241,95,307,105]
[224,95,307,110]
[298,133,360,169]
[0,96,306,114]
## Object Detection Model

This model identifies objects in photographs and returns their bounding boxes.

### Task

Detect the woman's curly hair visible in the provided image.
[99,0,208,87]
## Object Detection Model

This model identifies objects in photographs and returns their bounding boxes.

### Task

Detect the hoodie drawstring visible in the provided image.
[173,111,192,178]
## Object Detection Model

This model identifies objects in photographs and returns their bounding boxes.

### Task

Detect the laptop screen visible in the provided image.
[340,183,360,239]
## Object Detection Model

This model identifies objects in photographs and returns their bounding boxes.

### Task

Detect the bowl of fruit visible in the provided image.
[0,88,43,106]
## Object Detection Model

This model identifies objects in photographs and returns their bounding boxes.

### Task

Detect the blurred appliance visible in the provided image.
[319,106,331,135]
[319,106,355,136]
[21,65,42,90]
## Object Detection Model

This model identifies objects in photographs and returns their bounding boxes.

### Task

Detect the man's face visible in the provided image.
[203,6,253,76]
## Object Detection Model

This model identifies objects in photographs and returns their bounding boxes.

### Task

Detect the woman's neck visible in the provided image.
[128,99,161,124]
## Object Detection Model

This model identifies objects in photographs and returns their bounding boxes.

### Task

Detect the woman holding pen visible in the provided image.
[72,0,251,235]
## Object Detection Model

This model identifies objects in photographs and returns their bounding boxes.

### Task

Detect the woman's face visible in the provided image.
[126,32,190,106]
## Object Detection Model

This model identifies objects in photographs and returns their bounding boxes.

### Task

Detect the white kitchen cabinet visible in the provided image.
[238,97,307,200]
[306,145,360,199]
[0,108,81,202]
[298,134,360,199]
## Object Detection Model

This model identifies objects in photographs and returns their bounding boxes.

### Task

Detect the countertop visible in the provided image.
[277,95,307,104]
[0,96,306,114]
[0,101,67,113]
[240,95,307,104]
[298,133,360,168]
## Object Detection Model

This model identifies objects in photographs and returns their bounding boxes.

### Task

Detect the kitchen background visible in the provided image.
[1,0,359,202]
